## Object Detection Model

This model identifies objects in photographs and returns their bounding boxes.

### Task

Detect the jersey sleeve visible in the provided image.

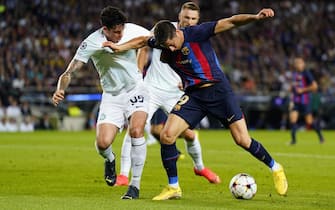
[74,38,102,63]
[130,24,151,37]
[119,23,151,44]
[184,21,217,42]
[305,70,316,85]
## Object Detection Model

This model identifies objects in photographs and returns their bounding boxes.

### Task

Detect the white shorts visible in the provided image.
[147,87,184,123]
[97,83,149,129]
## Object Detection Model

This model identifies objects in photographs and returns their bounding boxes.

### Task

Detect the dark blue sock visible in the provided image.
[312,121,324,141]
[291,123,298,143]
[161,143,179,184]
[246,138,274,168]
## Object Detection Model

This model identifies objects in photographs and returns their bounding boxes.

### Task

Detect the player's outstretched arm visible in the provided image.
[214,8,274,34]
[296,81,318,94]
[137,46,151,72]
[52,59,84,106]
[102,36,151,53]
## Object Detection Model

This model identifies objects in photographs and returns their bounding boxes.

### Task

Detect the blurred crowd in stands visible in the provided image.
[1,0,335,131]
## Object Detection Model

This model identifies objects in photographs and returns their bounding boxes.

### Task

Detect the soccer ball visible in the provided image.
[229,173,257,200]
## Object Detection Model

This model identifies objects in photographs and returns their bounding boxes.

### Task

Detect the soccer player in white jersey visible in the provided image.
[115,2,220,187]
[52,6,150,199]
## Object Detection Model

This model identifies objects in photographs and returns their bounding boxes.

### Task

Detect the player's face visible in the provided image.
[178,8,199,28]
[163,31,184,51]
[294,58,305,72]
[103,24,124,43]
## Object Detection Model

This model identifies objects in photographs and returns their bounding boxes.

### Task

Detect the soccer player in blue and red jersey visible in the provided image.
[102,8,288,199]
[289,57,324,145]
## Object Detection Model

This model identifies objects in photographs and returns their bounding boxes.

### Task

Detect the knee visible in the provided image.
[129,126,144,138]
[305,117,313,125]
[151,125,162,137]
[96,136,110,150]
[181,129,194,141]
[160,130,176,145]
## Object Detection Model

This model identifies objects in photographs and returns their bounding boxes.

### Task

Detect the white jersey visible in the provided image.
[144,22,183,94]
[74,23,150,95]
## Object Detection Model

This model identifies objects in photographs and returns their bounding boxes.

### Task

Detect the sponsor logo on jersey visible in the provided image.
[176,59,192,65]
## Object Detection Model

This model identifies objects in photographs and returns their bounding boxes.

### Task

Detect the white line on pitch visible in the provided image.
[274,152,335,159]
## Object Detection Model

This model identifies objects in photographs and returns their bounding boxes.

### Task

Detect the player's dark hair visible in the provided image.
[100,6,127,29]
[154,20,176,47]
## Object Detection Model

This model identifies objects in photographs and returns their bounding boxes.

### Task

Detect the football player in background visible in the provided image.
[288,57,324,145]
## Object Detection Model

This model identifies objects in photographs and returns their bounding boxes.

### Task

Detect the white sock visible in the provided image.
[185,132,204,170]
[271,161,281,171]
[145,123,156,144]
[169,183,179,188]
[120,132,132,177]
[130,137,147,189]
[95,142,115,162]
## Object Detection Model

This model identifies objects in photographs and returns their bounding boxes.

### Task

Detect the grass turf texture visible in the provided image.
[0,130,334,210]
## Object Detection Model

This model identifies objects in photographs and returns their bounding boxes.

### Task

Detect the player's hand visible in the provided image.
[52,90,65,106]
[177,82,183,90]
[295,87,303,94]
[288,101,294,111]
[102,41,120,51]
[256,8,274,20]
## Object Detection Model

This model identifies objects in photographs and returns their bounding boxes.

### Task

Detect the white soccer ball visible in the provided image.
[229,173,257,200]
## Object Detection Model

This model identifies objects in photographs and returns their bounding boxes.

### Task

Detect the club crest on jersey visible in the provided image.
[181,46,190,55]
[80,42,87,50]
[99,113,106,120]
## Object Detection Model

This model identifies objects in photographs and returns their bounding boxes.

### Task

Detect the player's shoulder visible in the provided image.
[183,21,217,41]
[302,69,311,75]
[125,23,149,32]
[124,23,150,37]
[85,28,105,41]
[119,23,150,44]
[185,21,216,31]
[76,28,104,52]
[304,69,315,78]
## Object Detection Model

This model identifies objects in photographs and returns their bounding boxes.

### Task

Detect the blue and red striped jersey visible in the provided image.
[158,21,228,90]
[291,70,315,105]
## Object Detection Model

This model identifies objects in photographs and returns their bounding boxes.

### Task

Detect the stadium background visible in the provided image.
[1,0,335,131]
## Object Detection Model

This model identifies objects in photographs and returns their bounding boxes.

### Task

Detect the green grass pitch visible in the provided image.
[0,130,334,210]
